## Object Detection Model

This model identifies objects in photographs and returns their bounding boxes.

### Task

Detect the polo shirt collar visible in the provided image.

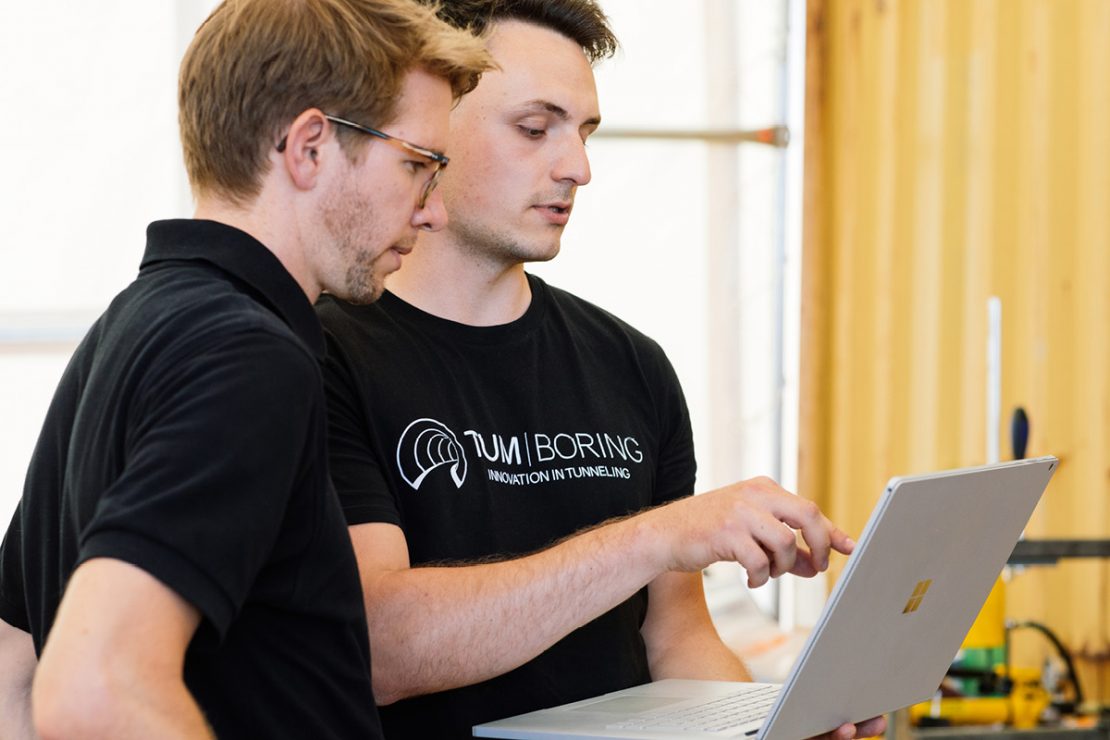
[141,219,325,359]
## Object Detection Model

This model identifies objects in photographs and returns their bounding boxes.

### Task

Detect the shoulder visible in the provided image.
[117,266,321,395]
[531,274,670,363]
[173,271,306,346]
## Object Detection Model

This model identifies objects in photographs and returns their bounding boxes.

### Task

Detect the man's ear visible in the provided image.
[279,108,330,190]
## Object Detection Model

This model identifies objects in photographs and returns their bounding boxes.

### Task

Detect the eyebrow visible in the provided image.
[520,99,602,129]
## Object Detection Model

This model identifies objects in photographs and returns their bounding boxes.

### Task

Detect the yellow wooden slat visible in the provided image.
[803,0,1110,704]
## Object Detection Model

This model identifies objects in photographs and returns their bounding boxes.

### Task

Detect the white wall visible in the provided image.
[0,2,218,525]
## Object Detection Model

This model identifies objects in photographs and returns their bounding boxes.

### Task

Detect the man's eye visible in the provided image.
[518,125,545,139]
[407,160,429,172]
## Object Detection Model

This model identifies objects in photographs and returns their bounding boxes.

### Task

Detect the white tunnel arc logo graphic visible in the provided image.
[396,418,468,490]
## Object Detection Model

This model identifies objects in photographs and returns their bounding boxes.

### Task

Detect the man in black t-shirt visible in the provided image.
[317,2,885,739]
[0,2,491,738]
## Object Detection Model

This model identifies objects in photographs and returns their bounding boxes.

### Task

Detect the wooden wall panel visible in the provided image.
[802,0,1110,702]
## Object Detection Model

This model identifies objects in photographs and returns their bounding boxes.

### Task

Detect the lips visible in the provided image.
[392,237,416,255]
[532,204,571,226]
[533,198,574,227]
[536,201,572,215]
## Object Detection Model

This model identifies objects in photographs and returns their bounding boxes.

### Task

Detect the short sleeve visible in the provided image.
[320,327,402,527]
[0,502,29,631]
[77,330,319,638]
[647,346,697,507]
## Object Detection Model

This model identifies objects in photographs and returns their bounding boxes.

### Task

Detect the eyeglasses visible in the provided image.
[276,115,449,209]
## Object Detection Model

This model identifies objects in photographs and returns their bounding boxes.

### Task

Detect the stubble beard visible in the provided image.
[449,211,562,267]
[321,181,390,306]
[341,253,384,305]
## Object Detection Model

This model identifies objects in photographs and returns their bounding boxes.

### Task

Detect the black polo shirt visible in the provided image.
[0,220,382,739]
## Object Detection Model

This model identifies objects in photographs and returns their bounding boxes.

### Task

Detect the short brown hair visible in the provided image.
[424,0,617,63]
[179,0,493,204]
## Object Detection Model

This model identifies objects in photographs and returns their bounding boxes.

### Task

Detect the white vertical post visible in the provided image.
[778,0,810,634]
[986,297,1002,464]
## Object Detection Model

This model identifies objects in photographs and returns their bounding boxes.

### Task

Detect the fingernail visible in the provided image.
[846,537,856,550]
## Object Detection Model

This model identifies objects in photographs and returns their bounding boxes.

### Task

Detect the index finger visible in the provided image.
[810,525,855,570]
[772,498,834,572]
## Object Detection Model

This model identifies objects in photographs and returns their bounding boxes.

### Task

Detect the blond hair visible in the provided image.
[179,0,493,204]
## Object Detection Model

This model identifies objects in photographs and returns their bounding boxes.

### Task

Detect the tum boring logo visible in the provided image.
[396,418,468,490]
[395,417,645,491]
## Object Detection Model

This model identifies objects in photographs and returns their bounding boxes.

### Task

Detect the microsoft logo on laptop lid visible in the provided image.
[903,579,933,614]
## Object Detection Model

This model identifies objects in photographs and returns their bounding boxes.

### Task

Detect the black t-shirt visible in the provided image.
[0,220,382,740]
[317,275,696,739]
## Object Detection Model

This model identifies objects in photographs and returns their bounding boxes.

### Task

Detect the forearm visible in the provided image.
[364,513,666,703]
[32,559,211,740]
[641,571,752,684]
[0,676,35,740]
[0,621,36,740]
[34,676,212,740]
[361,475,855,703]
[648,630,752,682]
[120,687,212,739]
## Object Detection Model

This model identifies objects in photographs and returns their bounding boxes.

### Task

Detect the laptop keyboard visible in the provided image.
[606,684,780,735]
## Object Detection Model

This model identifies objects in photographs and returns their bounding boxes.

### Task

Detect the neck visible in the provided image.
[194,192,319,303]
[386,229,532,326]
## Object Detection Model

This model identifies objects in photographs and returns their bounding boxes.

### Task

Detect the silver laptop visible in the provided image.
[474,456,1058,740]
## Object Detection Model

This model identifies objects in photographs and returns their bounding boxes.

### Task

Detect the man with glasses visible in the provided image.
[316,2,885,739]
[0,1,489,738]
[308,115,451,210]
